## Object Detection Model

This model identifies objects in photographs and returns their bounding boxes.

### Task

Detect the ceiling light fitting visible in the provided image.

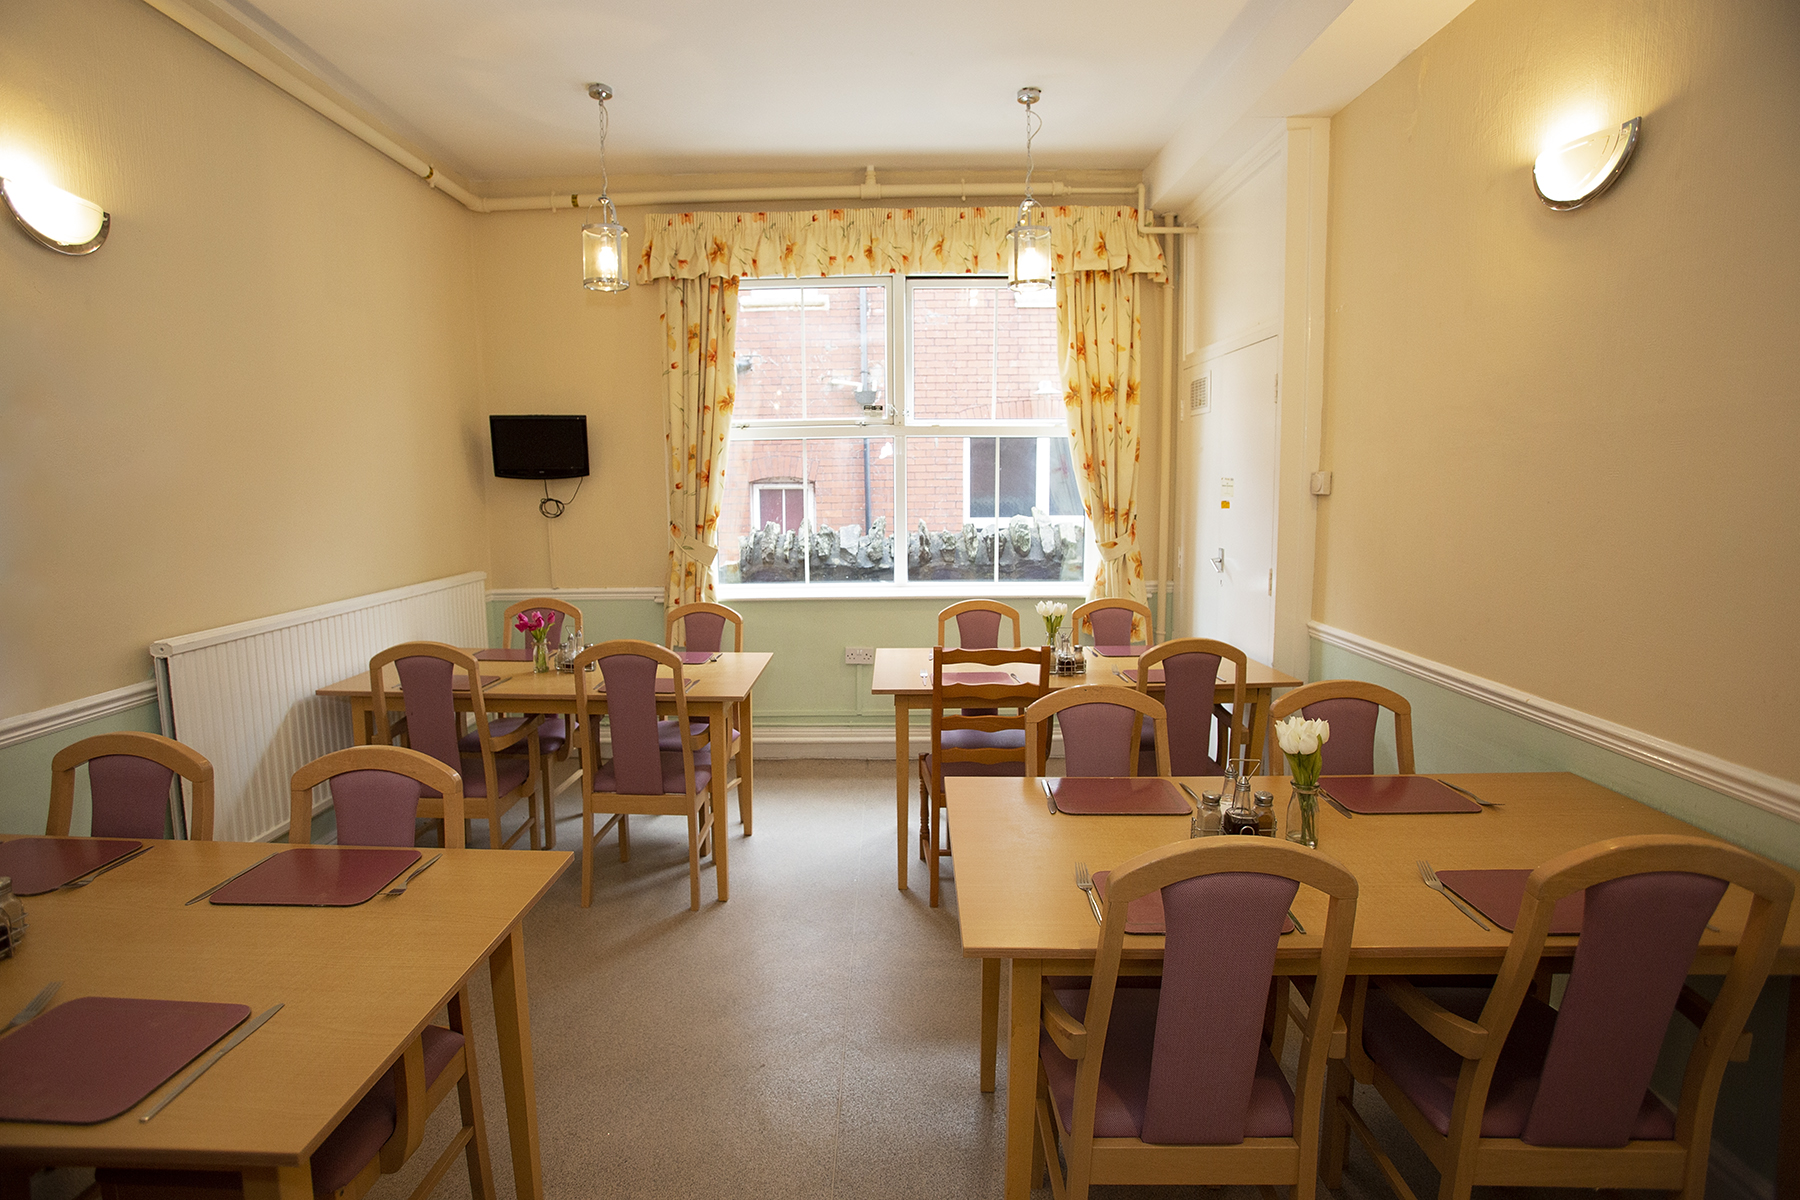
[581,82,629,292]
[1534,117,1640,210]
[1,173,109,255]
[1007,86,1052,294]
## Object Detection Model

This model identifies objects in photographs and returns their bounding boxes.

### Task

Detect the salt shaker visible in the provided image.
[1191,791,1223,838]
[1253,790,1277,837]
[0,877,26,959]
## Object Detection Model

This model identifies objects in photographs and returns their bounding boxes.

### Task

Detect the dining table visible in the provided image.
[946,771,1800,1200]
[316,649,771,893]
[871,645,1302,890]
[0,836,569,1200]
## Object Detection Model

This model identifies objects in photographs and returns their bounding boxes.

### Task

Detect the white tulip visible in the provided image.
[1275,714,1330,757]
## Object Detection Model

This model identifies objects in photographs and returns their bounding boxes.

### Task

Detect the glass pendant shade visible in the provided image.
[582,203,629,293]
[1007,202,1052,293]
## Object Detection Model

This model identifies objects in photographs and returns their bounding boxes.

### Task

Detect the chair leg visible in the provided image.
[580,804,594,909]
[449,987,497,1200]
[1321,1059,1353,1188]
[917,765,929,863]
[618,814,631,861]
[686,809,702,912]
[927,788,941,909]
[527,786,542,852]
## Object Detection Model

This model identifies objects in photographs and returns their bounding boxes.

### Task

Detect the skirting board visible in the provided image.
[0,680,159,751]
[1309,621,1800,825]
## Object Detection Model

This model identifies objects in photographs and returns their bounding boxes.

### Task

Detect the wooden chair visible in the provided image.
[289,745,466,850]
[1025,685,1169,779]
[48,732,214,841]
[660,601,745,831]
[1327,834,1792,1200]
[918,645,1051,907]
[1034,837,1358,1200]
[489,597,584,843]
[574,640,716,911]
[499,596,582,649]
[935,599,1022,649]
[1070,597,1153,647]
[100,749,497,1200]
[372,642,544,850]
[1270,678,1415,774]
[1133,638,1247,777]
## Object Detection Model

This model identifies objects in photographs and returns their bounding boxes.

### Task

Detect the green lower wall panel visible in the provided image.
[0,699,162,836]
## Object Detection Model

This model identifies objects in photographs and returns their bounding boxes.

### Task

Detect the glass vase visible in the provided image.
[1286,784,1319,849]
[532,635,551,674]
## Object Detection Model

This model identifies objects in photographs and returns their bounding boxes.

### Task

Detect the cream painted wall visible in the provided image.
[0,0,488,719]
[1317,0,1800,782]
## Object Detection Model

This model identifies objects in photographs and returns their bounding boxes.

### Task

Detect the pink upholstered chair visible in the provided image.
[47,732,214,841]
[1328,834,1791,1200]
[935,598,1022,650]
[484,597,584,842]
[499,596,580,652]
[1133,638,1247,777]
[1034,837,1359,1200]
[574,640,717,911]
[100,747,495,1200]
[371,642,544,850]
[1270,679,1416,774]
[918,645,1051,907]
[658,602,744,828]
[1070,597,1153,649]
[1024,685,1170,779]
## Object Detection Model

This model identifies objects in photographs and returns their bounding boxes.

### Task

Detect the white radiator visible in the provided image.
[150,571,487,843]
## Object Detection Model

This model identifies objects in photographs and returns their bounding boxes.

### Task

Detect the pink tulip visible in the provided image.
[514,610,548,634]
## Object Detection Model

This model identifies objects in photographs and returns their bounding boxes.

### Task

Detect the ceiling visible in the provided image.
[201,0,1476,208]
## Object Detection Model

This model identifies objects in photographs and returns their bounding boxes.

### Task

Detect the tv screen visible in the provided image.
[490,414,590,480]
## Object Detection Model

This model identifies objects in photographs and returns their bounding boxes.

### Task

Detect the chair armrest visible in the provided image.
[1675,983,1753,1062]
[380,1038,428,1172]
[1287,985,1348,1058]
[1371,976,1489,1061]
[1039,981,1088,1061]
[487,713,546,752]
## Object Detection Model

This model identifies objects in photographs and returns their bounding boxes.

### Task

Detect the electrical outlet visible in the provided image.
[844,646,876,665]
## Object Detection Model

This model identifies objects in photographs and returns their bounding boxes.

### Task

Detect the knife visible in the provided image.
[1319,787,1354,819]
[140,1003,283,1122]
[184,854,279,906]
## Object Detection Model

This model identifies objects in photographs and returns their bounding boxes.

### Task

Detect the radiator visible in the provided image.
[150,571,487,843]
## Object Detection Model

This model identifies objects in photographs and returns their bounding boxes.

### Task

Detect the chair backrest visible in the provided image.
[935,600,1022,649]
[1025,686,1169,778]
[1080,838,1358,1144]
[1270,679,1415,774]
[1467,835,1791,1149]
[1138,638,1247,774]
[665,602,744,653]
[371,642,506,803]
[927,646,1050,791]
[47,732,215,841]
[289,745,466,849]
[1071,597,1153,647]
[575,639,700,797]
[501,597,582,649]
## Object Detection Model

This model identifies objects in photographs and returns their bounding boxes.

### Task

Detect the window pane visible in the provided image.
[1046,436,1083,518]
[735,285,886,421]
[911,285,1061,422]
[907,437,996,582]
[719,437,895,584]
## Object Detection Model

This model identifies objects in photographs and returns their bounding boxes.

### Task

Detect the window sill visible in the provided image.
[716,581,1091,603]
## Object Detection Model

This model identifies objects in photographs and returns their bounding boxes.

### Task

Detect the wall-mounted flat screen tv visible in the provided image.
[490,414,590,480]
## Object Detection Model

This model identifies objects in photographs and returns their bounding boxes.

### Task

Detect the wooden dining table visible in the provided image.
[871,645,1301,890]
[946,771,1800,1200]
[317,650,771,896]
[0,837,569,1200]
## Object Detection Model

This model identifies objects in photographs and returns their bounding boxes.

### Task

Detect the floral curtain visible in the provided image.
[660,275,738,606]
[1057,270,1146,615]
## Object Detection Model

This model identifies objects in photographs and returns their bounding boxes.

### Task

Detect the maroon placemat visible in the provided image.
[1114,668,1165,685]
[450,674,503,691]
[0,996,251,1124]
[209,847,420,907]
[474,648,534,662]
[1320,775,1481,815]
[1092,644,1148,658]
[676,651,719,665]
[0,838,144,896]
[594,677,697,695]
[1435,869,1584,934]
[919,670,1020,686]
[1094,871,1296,935]
[1045,777,1190,815]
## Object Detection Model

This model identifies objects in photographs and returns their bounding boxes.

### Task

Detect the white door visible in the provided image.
[1191,335,1280,664]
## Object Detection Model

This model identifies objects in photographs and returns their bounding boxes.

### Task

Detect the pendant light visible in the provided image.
[1006,86,1052,294]
[581,82,629,292]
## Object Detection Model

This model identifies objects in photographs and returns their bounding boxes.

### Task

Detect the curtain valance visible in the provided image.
[636,204,1166,283]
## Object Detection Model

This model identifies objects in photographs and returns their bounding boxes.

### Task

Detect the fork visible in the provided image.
[1418,860,1491,930]
[1074,863,1104,925]
[3,981,60,1034]
[60,844,152,889]
[385,854,441,898]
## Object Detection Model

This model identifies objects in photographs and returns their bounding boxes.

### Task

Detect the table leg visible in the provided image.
[1005,957,1043,1200]
[1779,975,1800,1200]
[351,698,373,747]
[488,925,544,1200]
[737,693,754,836]
[895,697,912,891]
[241,1164,312,1200]
[981,957,1001,1093]
[1246,686,1273,768]
[709,704,730,902]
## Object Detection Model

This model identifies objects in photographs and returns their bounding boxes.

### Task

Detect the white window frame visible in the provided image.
[720,275,1089,599]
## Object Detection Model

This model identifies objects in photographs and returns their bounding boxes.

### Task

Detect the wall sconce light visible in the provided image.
[1,174,109,254]
[1007,87,1052,294]
[581,83,629,292]
[1534,117,1640,210]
